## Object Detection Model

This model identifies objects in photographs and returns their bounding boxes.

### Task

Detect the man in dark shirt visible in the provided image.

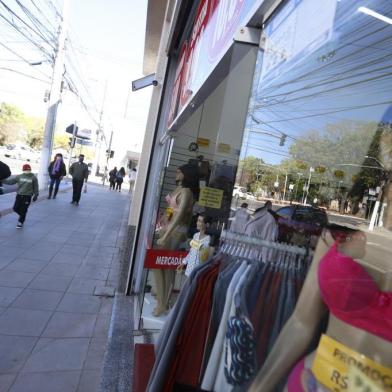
[69,154,89,206]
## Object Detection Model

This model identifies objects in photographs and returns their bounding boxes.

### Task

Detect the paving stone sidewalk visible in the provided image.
[0,184,130,392]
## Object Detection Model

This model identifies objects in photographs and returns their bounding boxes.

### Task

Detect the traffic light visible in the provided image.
[106,150,114,158]
[279,133,287,146]
[69,137,76,148]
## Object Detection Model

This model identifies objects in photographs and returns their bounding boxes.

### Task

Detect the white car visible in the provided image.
[4,144,38,162]
[246,192,256,200]
[233,186,247,198]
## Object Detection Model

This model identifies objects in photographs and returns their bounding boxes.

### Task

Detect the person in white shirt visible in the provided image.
[128,168,137,194]
[230,203,250,234]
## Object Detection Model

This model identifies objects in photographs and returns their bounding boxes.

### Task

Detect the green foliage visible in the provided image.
[0,102,45,149]
[53,133,70,150]
[0,103,26,145]
[25,117,45,149]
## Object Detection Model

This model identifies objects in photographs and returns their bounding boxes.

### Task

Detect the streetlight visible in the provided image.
[364,155,385,168]
[304,167,314,205]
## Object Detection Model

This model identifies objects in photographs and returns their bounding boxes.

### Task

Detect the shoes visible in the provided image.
[53,196,56,199]
[47,196,51,199]
[16,222,23,229]
[75,202,79,206]
[70,201,75,204]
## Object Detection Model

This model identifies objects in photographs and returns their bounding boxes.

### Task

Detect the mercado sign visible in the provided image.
[144,249,188,269]
[168,0,262,128]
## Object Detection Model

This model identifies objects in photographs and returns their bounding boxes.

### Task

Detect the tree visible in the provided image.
[236,156,264,188]
[0,103,26,145]
[53,133,70,150]
[25,117,45,149]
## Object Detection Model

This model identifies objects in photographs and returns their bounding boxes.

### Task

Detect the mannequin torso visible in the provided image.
[250,230,392,391]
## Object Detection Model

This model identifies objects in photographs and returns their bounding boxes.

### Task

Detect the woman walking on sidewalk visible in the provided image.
[108,166,117,190]
[115,167,125,192]
[48,153,66,199]
[3,164,39,228]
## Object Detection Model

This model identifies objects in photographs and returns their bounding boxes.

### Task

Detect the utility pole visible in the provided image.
[102,130,113,186]
[93,79,108,177]
[38,0,70,191]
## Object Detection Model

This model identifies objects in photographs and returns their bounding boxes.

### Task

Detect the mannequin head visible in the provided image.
[177,164,200,198]
[196,214,211,233]
[327,224,366,259]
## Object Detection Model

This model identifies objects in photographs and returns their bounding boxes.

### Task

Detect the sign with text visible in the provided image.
[198,186,224,209]
[348,366,384,392]
[144,249,188,269]
[197,137,210,147]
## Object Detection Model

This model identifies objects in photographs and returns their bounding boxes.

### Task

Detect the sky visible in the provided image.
[0,0,151,164]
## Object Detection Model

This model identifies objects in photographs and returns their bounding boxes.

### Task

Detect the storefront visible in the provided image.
[132,0,392,390]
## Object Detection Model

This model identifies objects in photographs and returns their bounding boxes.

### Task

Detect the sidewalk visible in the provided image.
[0,179,72,215]
[0,183,130,392]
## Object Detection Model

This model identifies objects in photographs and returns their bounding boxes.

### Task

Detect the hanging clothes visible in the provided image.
[230,207,250,234]
[147,233,312,392]
[201,261,248,391]
[244,209,278,241]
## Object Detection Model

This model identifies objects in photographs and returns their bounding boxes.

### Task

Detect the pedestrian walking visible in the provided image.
[47,153,66,199]
[0,160,11,195]
[69,154,89,206]
[115,167,125,192]
[128,168,137,194]
[3,163,38,228]
[108,166,117,190]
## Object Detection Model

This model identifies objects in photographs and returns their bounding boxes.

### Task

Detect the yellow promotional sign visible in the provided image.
[312,334,392,391]
[217,143,231,154]
[198,187,223,209]
[197,137,210,147]
[348,366,384,392]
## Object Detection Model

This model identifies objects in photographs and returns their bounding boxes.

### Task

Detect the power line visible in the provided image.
[0,40,51,79]
[0,10,53,60]
[0,0,55,50]
[29,0,57,31]
[13,0,57,44]
[0,65,50,82]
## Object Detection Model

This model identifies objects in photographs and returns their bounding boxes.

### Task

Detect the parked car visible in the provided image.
[274,205,328,248]
[246,192,255,200]
[4,144,38,162]
[233,186,247,199]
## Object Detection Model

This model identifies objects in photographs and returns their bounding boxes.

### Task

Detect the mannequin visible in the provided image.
[179,214,214,277]
[249,224,392,391]
[153,164,198,316]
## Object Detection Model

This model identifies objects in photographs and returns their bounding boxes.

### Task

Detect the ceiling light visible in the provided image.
[358,6,392,25]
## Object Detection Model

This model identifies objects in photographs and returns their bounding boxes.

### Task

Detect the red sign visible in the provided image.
[144,249,188,269]
[168,0,253,127]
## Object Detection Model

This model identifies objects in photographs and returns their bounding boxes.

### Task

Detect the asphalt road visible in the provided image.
[234,197,367,228]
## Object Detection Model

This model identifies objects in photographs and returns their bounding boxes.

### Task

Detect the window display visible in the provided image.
[145,0,392,390]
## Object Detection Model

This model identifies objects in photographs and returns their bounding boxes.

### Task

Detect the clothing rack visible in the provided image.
[220,229,312,257]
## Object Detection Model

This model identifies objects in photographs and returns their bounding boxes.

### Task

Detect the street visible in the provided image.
[236,197,391,269]
[234,197,368,227]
